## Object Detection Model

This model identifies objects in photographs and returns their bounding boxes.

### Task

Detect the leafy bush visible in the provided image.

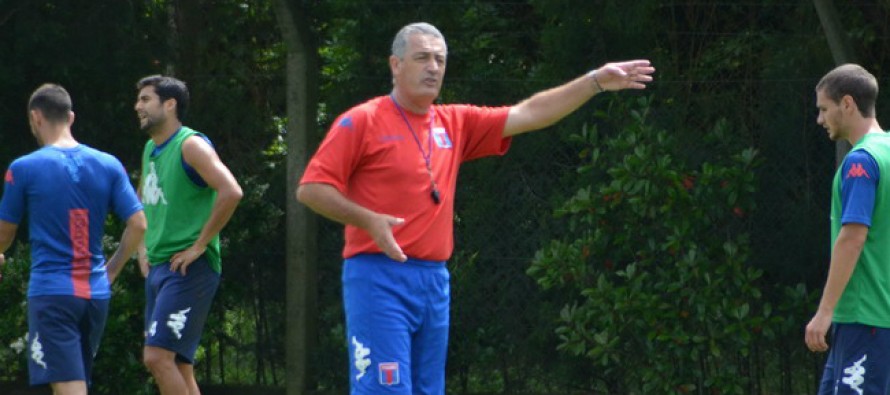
[0,244,30,384]
[528,97,772,394]
[0,232,151,394]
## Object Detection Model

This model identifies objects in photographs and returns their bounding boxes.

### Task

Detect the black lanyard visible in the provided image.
[390,94,441,204]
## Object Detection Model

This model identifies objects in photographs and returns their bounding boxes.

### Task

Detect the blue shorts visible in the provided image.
[27,295,110,386]
[818,323,890,395]
[144,256,220,364]
[343,254,450,395]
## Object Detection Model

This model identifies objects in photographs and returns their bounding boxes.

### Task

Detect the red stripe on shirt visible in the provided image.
[69,209,91,298]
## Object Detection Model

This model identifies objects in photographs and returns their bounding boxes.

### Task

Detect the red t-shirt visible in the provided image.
[301,95,512,260]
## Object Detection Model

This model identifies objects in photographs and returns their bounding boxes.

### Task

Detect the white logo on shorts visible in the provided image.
[352,336,371,380]
[147,321,158,337]
[30,333,47,369]
[842,354,867,395]
[167,308,191,339]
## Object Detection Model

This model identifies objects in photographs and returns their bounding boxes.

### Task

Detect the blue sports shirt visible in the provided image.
[0,145,143,299]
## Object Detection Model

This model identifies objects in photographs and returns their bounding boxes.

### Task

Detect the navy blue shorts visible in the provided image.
[818,323,890,394]
[343,254,450,395]
[27,295,109,386]
[144,256,219,364]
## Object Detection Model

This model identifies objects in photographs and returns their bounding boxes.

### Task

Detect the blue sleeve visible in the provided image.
[840,149,879,226]
[0,160,28,224]
[109,159,143,221]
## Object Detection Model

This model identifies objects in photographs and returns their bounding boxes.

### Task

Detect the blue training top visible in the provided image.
[0,144,143,299]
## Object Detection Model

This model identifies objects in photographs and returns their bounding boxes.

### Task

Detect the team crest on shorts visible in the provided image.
[378,362,400,386]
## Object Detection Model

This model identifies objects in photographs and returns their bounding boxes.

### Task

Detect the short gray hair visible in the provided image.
[391,22,447,59]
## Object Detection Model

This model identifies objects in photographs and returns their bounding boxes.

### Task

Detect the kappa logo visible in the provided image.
[379,362,400,386]
[142,162,168,205]
[147,321,158,337]
[339,116,354,131]
[167,308,191,339]
[30,332,47,369]
[352,336,371,381]
[846,163,871,179]
[62,153,84,182]
[842,354,867,395]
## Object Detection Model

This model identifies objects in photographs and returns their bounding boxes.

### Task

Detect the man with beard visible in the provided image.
[134,75,242,395]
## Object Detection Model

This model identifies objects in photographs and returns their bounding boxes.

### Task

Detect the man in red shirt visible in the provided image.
[298,22,654,395]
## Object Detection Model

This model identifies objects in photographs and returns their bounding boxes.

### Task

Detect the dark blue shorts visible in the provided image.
[343,254,450,395]
[144,256,220,364]
[27,295,109,386]
[818,323,890,395]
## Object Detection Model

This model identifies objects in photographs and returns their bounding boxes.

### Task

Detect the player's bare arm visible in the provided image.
[0,220,18,274]
[503,60,654,137]
[170,135,243,275]
[135,180,150,277]
[297,182,407,262]
[106,210,147,284]
[805,223,867,352]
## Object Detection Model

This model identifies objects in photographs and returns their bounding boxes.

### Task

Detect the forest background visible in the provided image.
[0,1,885,394]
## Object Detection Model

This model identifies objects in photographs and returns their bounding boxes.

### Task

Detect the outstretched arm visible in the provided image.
[297,182,407,262]
[170,136,244,275]
[503,60,654,137]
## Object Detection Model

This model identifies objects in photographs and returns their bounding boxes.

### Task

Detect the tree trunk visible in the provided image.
[813,0,856,165]
[273,1,319,394]
[165,0,178,76]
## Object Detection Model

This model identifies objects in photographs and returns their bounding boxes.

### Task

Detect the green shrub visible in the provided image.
[528,97,770,394]
[0,244,29,384]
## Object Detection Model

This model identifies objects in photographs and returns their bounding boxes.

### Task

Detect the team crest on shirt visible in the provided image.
[432,127,452,149]
[378,362,400,386]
